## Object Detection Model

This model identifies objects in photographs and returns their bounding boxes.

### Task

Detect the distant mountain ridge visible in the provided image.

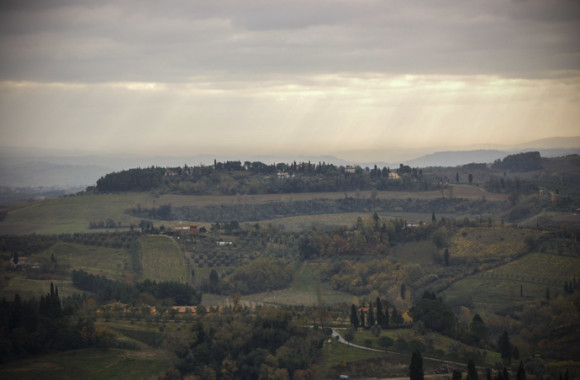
[400,147,580,168]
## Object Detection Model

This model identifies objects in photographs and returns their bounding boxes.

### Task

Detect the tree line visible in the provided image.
[93,160,442,195]
[71,269,201,305]
[0,283,113,361]
[130,196,505,224]
[171,306,325,379]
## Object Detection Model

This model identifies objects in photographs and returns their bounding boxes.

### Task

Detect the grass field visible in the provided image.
[0,276,85,300]
[158,186,506,207]
[0,347,171,380]
[0,242,131,300]
[350,327,501,366]
[313,339,387,379]
[200,261,354,307]
[314,335,471,379]
[442,252,580,314]
[48,242,130,280]
[252,211,476,233]
[0,193,152,234]
[390,240,439,265]
[450,227,542,261]
[102,320,165,348]
[0,186,506,235]
[138,235,189,283]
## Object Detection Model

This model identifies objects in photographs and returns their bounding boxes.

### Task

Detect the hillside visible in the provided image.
[1,154,579,379]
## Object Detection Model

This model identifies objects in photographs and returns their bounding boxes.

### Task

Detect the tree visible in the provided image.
[503,367,510,380]
[456,172,460,183]
[391,306,403,325]
[498,330,512,363]
[376,298,388,328]
[468,174,473,184]
[409,350,424,380]
[452,370,462,380]
[209,270,219,293]
[367,302,375,327]
[350,304,359,329]
[545,287,550,301]
[378,336,393,348]
[401,283,406,300]
[444,248,450,266]
[13,251,19,265]
[466,359,478,380]
[516,361,526,380]
[359,307,365,329]
[470,314,488,344]
[344,326,355,344]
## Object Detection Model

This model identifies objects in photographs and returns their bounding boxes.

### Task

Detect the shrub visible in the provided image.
[378,336,394,348]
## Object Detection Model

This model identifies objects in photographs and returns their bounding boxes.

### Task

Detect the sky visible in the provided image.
[0,0,579,161]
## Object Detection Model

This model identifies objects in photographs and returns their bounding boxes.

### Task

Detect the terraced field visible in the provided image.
[442,252,580,313]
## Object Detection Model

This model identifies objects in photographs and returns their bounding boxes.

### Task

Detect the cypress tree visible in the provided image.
[466,359,478,380]
[503,367,510,380]
[409,350,424,380]
[376,298,383,326]
[360,307,365,329]
[452,370,462,380]
[350,304,359,329]
[516,361,526,380]
[498,330,512,363]
[368,302,375,327]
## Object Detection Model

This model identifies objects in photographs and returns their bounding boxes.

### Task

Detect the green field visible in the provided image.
[0,186,506,235]
[350,327,501,366]
[48,242,130,280]
[0,241,131,300]
[156,187,507,208]
[138,235,189,283]
[200,261,354,307]
[313,338,387,379]
[0,193,153,234]
[0,276,84,300]
[0,348,171,380]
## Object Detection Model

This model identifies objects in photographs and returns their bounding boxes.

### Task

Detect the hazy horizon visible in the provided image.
[1,1,579,160]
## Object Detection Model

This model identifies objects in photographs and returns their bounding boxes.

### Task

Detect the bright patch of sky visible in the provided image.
[1,0,579,160]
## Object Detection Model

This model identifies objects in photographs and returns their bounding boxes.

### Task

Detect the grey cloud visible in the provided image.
[0,0,578,83]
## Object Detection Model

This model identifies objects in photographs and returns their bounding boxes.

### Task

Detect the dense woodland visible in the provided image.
[94,160,438,195]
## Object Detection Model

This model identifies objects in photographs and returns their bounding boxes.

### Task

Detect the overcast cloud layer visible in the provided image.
[1,0,579,159]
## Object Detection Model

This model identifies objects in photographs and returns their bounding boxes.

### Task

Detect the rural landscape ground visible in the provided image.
[0,152,579,379]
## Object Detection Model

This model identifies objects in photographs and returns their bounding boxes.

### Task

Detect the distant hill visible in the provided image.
[1,136,578,189]
[401,147,580,168]
[514,136,580,149]
[403,150,507,168]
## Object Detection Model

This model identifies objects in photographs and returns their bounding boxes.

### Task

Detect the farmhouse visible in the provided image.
[388,172,400,180]
[9,255,34,269]
[277,171,290,179]
[345,165,356,174]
